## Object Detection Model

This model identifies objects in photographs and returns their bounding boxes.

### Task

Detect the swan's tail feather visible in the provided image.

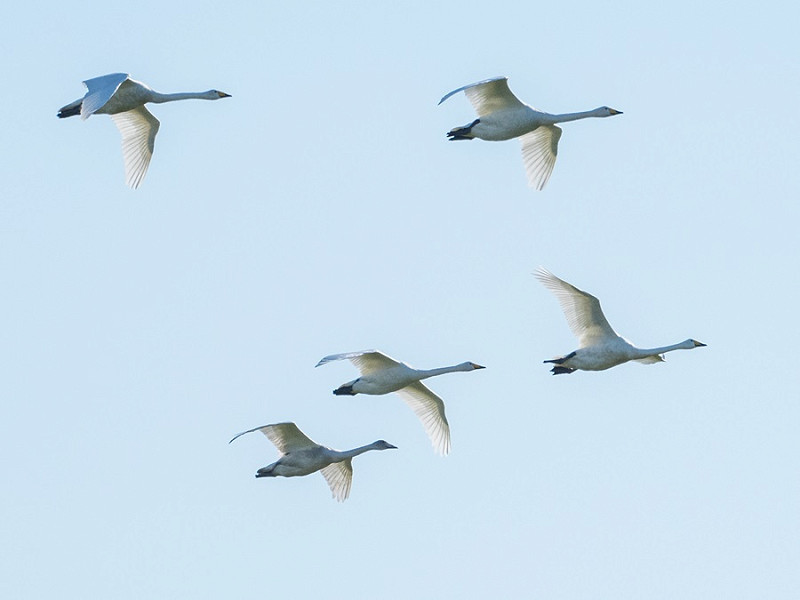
[543,351,577,365]
[57,100,82,119]
[446,119,479,141]
[255,466,277,478]
[544,351,577,374]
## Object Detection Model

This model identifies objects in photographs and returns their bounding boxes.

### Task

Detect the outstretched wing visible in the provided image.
[395,382,451,456]
[229,422,318,454]
[80,73,129,120]
[535,267,619,347]
[315,350,403,375]
[320,459,353,502]
[439,77,526,118]
[520,125,562,190]
[110,106,160,189]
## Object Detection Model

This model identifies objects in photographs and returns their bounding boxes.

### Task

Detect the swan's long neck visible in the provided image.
[415,363,473,380]
[539,108,607,125]
[148,91,214,104]
[331,442,386,460]
[632,340,694,358]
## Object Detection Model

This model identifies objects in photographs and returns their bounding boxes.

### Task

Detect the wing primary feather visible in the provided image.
[320,460,353,502]
[315,350,400,375]
[535,267,619,346]
[438,76,508,105]
[110,106,159,189]
[396,382,451,456]
[229,425,269,444]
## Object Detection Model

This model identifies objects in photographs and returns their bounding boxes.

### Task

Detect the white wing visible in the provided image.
[80,73,129,120]
[320,459,353,502]
[229,422,318,454]
[439,77,526,118]
[315,350,403,375]
[110,106,160,189]
[520,126,562,190]
[395,382,451,456]
[535,267,619,347]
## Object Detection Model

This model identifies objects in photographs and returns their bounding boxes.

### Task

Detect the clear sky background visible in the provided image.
[2,1,799,598]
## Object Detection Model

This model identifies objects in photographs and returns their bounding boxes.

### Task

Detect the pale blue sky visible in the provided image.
[2,1,799,598]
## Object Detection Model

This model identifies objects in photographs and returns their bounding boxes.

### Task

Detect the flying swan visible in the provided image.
[229,422,396,502]
[439,76,622,190]
[58,73,231,189]
[535,268,706,374]
[316,350,485,456]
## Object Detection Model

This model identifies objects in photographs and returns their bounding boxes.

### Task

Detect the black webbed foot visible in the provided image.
[333,385,356,396]
[551,366,576,375]
[446,118,480,140]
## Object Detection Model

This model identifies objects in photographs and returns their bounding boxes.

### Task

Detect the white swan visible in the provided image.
[316,350,485,456]
[439,76,622,190]
[535,268,706,374]
[58,73,231,189]
[229,422,396,502]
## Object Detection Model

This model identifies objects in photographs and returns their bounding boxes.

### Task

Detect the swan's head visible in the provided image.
[205,90,231,100]
[468,362,486,370]
[372,440,398,450]
[597,106,622,117]
[689,339,707,348]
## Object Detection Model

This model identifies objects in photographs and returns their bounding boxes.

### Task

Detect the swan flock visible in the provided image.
[56,72,708,500]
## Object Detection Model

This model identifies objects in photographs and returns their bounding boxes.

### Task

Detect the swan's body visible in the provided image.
[58,73,230,189]
[535,268,706,374]
[316,350,485,456]
[439,76,621,190]
[229,422,395,502]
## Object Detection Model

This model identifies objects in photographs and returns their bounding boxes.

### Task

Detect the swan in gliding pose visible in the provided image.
[439,76,622,190]
[316,350,485,456]
[535,268,706,374]
[229,422,396,502]
[58,73,231,189]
